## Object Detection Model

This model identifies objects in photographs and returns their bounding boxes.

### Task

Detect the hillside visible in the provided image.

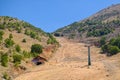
[0,16,58,80]
[54,4,120,43]
[15,37,120,80]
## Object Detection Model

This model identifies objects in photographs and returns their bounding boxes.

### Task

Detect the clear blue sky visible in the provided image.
[0,0,120,32]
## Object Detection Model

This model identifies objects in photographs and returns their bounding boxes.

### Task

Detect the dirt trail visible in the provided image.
[15,37,120,80]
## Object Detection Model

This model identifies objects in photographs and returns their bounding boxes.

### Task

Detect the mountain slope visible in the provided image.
[54,4,120,43]
[0,16,58,80]
[15,37,120,80]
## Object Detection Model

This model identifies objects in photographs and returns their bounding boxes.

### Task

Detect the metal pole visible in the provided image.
[88,46,91,66]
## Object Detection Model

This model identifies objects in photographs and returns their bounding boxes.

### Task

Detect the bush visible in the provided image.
[99,37,106,47]
[110,37,120,48]
[2,72,11,80]
[108,45,120,55]
[30,52,39,57]
[24,29,30,35]
[101,37,120,56]
[5,38,14,48]
[47,38,52,44]
[9,34,13,39]
[0,24,5,29]
[16,27,21,33]
[23,50,30,58]
[13,54,22,65]
[101,44,108,53]
[15,44,21,52]
[0,30,4,41]
[1,54,8,67]
[31,44,43,54]
[47,33,58,44]
[30,31,36,39]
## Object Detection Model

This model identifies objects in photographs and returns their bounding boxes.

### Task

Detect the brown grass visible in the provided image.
[14,37,120,80]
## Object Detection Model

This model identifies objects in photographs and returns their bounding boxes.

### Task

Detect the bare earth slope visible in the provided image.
[15,37,120,80]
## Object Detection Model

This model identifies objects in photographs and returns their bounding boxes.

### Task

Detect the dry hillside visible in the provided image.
[0,16,58,80]
[15,37,120,80]
[54,4,120,43]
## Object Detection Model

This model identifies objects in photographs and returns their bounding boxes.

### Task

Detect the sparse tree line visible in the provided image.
[56,19,120,39]
[0,16,45,41]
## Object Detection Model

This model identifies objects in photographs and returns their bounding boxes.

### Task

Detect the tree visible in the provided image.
[31,44,43,54]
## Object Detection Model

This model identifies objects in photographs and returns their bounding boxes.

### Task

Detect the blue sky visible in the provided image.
[0,0,120,32]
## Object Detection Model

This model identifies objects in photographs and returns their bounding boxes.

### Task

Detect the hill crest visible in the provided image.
[54,4,120,43]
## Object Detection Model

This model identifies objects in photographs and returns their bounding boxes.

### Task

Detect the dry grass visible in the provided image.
[14,37,120,80]
[3,29,47,52]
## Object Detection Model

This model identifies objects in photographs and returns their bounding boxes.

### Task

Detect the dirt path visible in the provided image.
[15,37,120,80]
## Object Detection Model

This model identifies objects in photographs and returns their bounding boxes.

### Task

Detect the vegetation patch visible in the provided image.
[100,37,120,56]
[31,44,43,54]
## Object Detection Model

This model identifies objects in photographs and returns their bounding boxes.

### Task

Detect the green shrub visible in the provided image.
[30,31,36,39]
[99,37,106,47]
[0,24,5,29]
[5,38,14,48]
[47,38,52,44]
[23,50,30,58]
[13,54,22,65]
[110,37,120,48]
[0,31,4,43]
[30,52,39,57]
[109,38,115,45]
[24,29,30,35]
[47,33,58,44]
[101,44,108,53]
[15,44,21,52]
[101,37,120,56]
[16,27,21,33]
[9,34,13,39]
[1,54,8,67]
[2,72,11,80]
[108,45,120,55]
[31,44,43,54]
